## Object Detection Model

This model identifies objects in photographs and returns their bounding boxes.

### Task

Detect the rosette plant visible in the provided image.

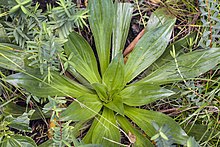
[2,0,220,146]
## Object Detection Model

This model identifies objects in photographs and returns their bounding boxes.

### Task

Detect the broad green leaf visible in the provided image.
[60,94,102,121]
[124,13,176,83]
[103,53,125,95]
[83,118,99,144]
[5,110,34,132]
[88,0,114,74]
[112,3,133,59]
[187,137,200,147]
[67,65,91,88]
[1,135,37,147]
[117,115,154,147]
[120,84,175,106]
[64,32,101,83]
[124,106,188,145]
[2,102,50,120]
[5,70,91,98]
[0,44,25,71]
[104,96,124,115]
[153,32,197,68]
[136,48,220,84]
[92,108,120,147]
[92,83,108,103]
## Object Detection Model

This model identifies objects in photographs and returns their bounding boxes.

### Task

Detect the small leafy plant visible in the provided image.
[1,0,220,146]
[0,0,88,82]
[0,111,37,147]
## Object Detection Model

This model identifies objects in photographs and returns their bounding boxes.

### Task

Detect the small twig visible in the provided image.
[205,0,213,48]
[135,0,147,27]
[123,29,145,57]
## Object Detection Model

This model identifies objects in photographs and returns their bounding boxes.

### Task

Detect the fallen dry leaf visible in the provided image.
[150,0,162,4]
[128,131,137,144]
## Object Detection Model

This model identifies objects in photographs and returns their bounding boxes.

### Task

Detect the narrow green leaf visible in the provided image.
[124,12,176,83]
[1,135,37,147]
[60,94,103,121]
[92,107,120,147]
[112,3,133,59]
[120,84,175,106]
[20,6,31,16]
[5,70,92,98]
[88,0,114,74]
[0,24,10,43]
[136,48,220,84]
[117,115,154,147]
[64,32,101,83]
[104,96,124,115]
[0,44,25,71]
[124,106,188,145]
[9,5,20,14]
[103,53,125,95]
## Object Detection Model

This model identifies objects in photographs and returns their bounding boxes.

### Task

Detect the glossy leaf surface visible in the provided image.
[6,71,91,98]
[0,44,25,71]
[88,0,114,74]
[83,118,99,144]
[102,54,125,95]
[92,83,108,103]
[124,12,176,83]
[6,111,34,132]
[104,96,124,115]
[64,31,101,83]
[120,84,175,106]
[2,102,50,120]
[153,32,197,68]
[137,48,220,84]
[124,106,188,145]
[112,3,133,58]
[60,94,102,121]
[1,135,37,147]
[92,108,120,146]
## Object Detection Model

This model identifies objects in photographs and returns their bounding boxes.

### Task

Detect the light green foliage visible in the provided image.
[0,0,88,82]
[112,3,133,59]
[187,137,200,147]
[1,135,37,147]
[199,0,220,48]
[0,111,37,147]
[150,122,174,147]
[49,0,88,38]
[88,0,114,74]
[0,44,25,71]
[124,18,175,83]
[1,0,220,146]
